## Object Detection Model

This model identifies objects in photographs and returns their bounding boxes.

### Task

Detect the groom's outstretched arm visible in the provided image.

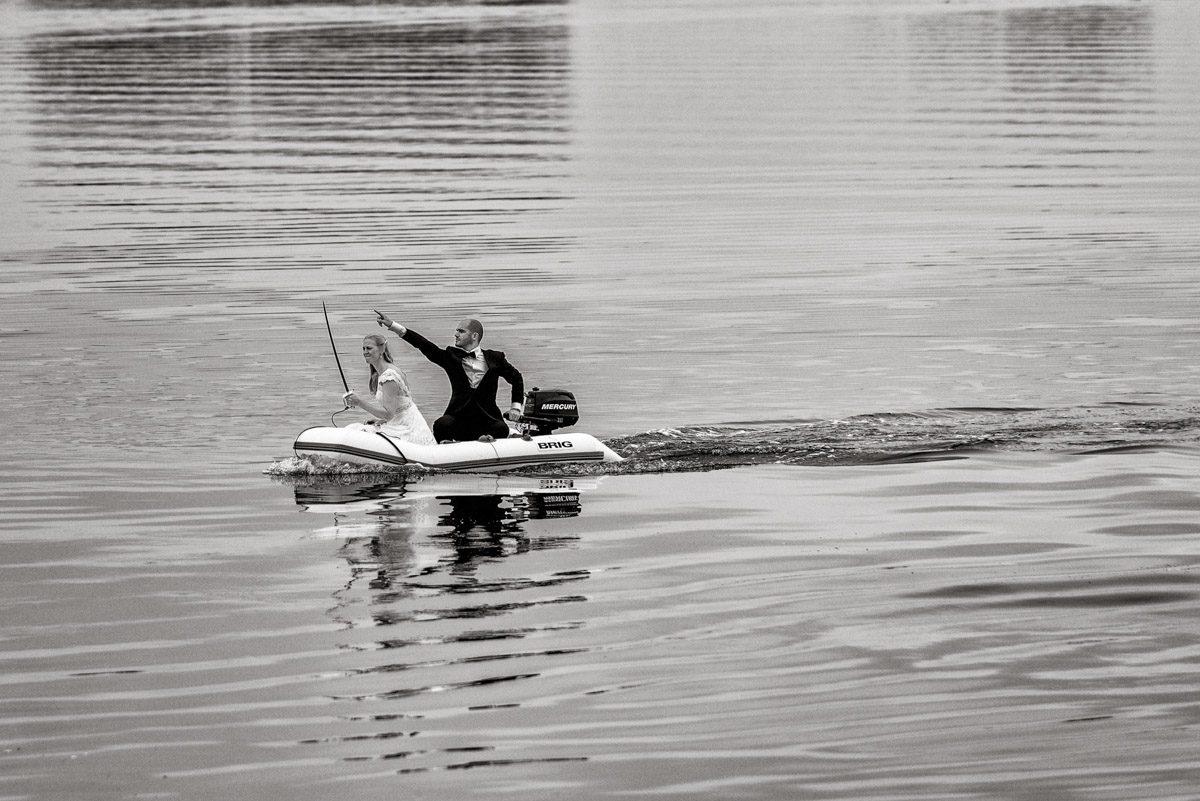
[375,312,446,366]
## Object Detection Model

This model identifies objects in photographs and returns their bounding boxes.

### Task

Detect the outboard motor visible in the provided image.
[516,387,579,436]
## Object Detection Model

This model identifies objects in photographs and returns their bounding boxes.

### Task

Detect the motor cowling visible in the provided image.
[516,387,579,436]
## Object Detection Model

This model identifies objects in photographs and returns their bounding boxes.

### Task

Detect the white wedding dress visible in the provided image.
[368,367,436,445]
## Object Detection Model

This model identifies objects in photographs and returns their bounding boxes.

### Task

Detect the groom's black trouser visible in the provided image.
[433,412,509,443]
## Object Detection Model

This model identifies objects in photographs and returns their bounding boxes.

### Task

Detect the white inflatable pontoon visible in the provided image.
[293,425,622,472]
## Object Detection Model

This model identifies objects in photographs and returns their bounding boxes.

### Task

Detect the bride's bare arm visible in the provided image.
[344,382,401,420]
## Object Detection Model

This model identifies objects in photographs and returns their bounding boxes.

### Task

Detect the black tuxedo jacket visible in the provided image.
[401,328,524,421]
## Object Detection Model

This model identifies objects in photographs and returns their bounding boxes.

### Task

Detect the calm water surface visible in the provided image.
[2,0,1199,798]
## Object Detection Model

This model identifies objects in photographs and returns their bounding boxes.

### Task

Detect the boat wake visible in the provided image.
[267,404,1200,479]
[266,454,433,480]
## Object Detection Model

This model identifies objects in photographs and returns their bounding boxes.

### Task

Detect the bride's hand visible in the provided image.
[343,391,360,408]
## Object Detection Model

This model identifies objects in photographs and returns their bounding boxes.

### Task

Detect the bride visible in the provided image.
[343,333,437,445]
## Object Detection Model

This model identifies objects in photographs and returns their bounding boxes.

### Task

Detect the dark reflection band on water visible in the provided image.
[905,5,1157,188]
[14,0,575,285]
[910,7,1154,129]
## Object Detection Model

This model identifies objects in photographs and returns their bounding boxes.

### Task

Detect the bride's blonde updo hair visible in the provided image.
[364,333,395,392]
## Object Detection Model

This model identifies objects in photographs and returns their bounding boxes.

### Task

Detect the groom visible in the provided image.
[375,311,524,443]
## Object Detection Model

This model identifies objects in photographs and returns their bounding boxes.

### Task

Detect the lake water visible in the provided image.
[2,0,1200,798]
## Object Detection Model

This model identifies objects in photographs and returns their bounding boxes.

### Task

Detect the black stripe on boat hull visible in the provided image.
[294,441,410,466]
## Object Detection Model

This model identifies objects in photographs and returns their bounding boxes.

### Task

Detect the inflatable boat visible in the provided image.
[293,387,622,472]
[293,426,621,471]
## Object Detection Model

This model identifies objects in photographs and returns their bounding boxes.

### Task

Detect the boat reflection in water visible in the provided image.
[292,474,593,627]
[280,474,599,768]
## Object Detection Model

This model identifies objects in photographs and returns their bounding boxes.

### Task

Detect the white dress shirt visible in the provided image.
[459,346,487,388]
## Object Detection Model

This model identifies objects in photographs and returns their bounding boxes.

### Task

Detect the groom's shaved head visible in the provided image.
[455,318,484,350]
[461,318,483,339]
